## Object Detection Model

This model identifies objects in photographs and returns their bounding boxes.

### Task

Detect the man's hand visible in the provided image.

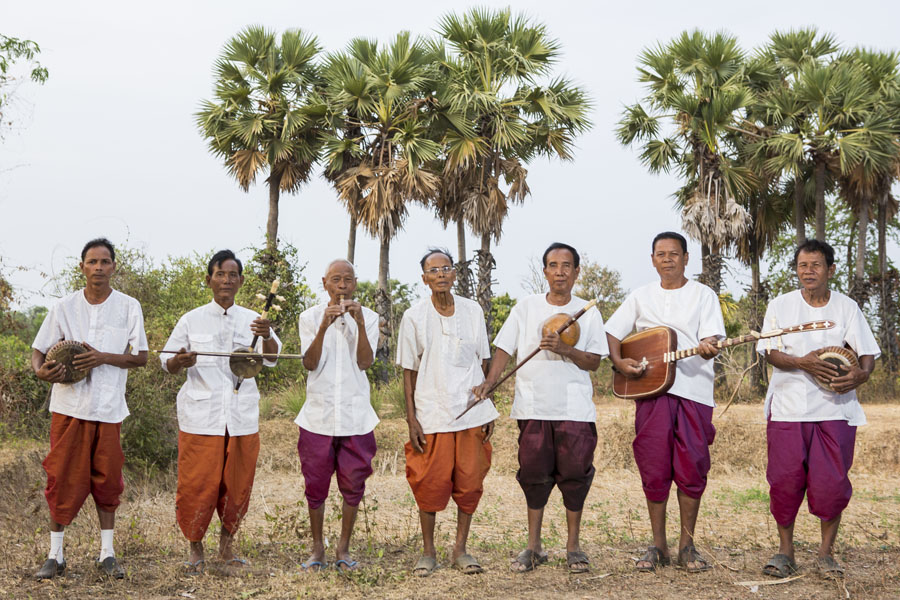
[471,380,496,401]
[482,420,495,444]
[539,331,571,356]
[71,342,106,371]
[343,300,365,324]
[612,357,646,379]
[697,338,720,360]
[169,347,198,370]
[320,304,345,328]
[35,359,67,383]
[829,364,869,394]
[251,317,272,339]
[407,416,427,453]
[796,350,841,381]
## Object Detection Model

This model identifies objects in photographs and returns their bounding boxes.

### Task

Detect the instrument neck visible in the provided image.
[665,333,757,362]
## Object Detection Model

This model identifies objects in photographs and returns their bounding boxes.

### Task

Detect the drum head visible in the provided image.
[814,346,859,392]
[45,340,90,383]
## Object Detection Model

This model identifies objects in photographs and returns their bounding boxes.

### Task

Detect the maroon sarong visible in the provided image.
[632,393,715,502]
[766,419,856,526]
[297,427,376,509]
[516,419,597,511]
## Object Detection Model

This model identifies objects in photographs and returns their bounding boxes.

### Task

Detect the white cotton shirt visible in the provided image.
[493,294,608,422]
[757,289,880,426]
[32,289,148,423]
[397,295,498,434]
[605,280,726,407]
[296,303,380,436]
[161,301,282,436]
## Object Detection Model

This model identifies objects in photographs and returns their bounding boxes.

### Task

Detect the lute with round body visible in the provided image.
[45,340,91,383]
[814,346,859,392]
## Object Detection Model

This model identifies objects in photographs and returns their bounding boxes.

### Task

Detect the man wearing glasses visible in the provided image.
[397,248,497,577]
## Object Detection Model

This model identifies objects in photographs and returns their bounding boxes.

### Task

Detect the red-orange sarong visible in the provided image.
[404,426,492,514]
[42,413,125,526]
[175,431,260,542]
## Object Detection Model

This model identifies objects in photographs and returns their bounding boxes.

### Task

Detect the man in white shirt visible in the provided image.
[398,249,497,577]
[296,259,378,572]
[161,249,281,574]
[31,238,149,580]
[605,232,724,574]
[475,243,607,574]
[757,240,878,580]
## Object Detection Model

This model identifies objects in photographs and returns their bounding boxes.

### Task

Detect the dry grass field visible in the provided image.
[1,398,898,600]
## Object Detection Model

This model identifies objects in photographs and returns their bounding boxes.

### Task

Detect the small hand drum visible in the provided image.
[815,346,859,392]
[45,340,90,383]
[229,347,264,379]
[542,313,580,347]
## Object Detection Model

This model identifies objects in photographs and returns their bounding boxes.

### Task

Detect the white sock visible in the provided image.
[99,529,115,561]
[49,531,64,562]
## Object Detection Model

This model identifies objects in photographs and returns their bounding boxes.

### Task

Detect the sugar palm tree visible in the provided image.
[618,30,755,293]
[322,33,442,372]
[196,26,325,255]
[437,8,591,318]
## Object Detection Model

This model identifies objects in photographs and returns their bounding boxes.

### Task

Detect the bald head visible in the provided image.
[325,259,355,277]
[322,259,357,301]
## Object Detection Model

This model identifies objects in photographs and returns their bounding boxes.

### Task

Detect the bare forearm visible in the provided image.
[302,326,328,370]
[261,336,278,355]
[105,351,148,369]
[31,349,46,372]
[355,325,374,370]
[403,369,418,420]
[483,349,511,385]
[606,334,623,363]
[766,350,801,370]
[860,355,876,376]
[560,346,602,371]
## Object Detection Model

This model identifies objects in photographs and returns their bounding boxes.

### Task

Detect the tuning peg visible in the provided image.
[271,305,282,312]
[276,295,286,302]
[256,293,267,301]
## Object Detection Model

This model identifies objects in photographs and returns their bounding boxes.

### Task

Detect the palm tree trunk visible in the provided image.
[877,198,898,373]
[794,175,807,245]
[749,214,766,396]
[846,215,856,292]
[453,218,474,299]
[852,196,869,307]
[267,177,280,253]
[476,233,495,335]
[347,213,357,263]
[456,218,466,264]
[375,233,392,382]
[814,156,826,241]
[699,243,723,294]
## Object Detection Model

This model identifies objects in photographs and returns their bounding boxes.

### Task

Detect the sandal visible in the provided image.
[636,546,671,572]
[676,545,712,573]
[453,553,484,574]
[413,555,438,577]
[510,549,548,573]
[335,558,359,572]
[816,555,844,579]
[300,560,325,572]
[182,559,206,575]
[762,553,798,578]
[223,557,249,577]
[566,550,590,574]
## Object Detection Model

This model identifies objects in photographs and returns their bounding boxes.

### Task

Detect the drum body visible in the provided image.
[45,340,90,383]
[815,346,859,392]
[612,326,678,400]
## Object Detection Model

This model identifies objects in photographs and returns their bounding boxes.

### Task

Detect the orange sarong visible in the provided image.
[42,413,125,526]
[175,431,260,542]
[404,426,492,514]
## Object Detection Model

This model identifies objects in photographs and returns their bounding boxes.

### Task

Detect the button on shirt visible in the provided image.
[296,303,380,437]
[161,301,282,436]
[493,294,608,423]
[32,289,148,423]
[397,295,498,434]
[605,280,726,407]
[756,290,880,426]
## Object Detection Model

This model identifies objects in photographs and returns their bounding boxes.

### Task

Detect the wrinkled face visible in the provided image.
[421,252,456,294]
[323,261,357,301]
[206,259,243,303]
[651,238,688,279]
[543,248,579,295]
[80,245,115,286]
[796,250,834,291]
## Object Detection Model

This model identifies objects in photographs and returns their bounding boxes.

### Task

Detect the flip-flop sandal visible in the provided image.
[182,559,205,575]
[676,545,712,573]
[223,557,249,576]
[566,551,590,574]
[510,549,548,573]
[334,559,359,572]
[816,555,844,579]
[453,553,484,574]
[300,560,326,572]
[413,555,438,577]
[762,553,798,578]
[636,546,671,572]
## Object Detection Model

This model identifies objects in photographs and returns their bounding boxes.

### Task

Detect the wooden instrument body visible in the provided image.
[542,313,581,347]
[612,326,677,400]
[46,340,90,383]
[815,346,859,392]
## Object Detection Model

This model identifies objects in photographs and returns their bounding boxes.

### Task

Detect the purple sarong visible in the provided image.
[297,427,376,509]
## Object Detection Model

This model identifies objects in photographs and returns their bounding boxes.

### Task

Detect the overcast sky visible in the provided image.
[2,0,898,307]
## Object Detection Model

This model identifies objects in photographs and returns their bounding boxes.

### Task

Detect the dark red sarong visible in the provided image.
[516,419,596,512]
[298,427,376,510]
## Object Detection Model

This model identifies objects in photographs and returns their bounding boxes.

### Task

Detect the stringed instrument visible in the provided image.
[613,320,836,400]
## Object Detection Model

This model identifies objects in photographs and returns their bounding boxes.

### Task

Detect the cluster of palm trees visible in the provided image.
[617,29,900,375]
[195,9,590,366]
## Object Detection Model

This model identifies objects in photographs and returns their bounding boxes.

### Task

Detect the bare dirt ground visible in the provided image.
[1,400,898,600]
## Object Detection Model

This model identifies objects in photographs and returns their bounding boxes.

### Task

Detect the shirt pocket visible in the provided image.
[450,338,477,368]
[189,333,217,365]
[774,382,807,418]
[102,326,129,354]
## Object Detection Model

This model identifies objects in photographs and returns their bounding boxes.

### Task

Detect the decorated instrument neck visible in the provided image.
[663,320,835,363]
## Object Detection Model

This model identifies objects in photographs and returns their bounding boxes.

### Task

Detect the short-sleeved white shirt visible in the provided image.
[160,301,282,436]
[605,280,726,407]
[397,295,498,434]
[757,289,880,426]
[492,294,608,422]
[32,289,148,423]
[295,303,380,437]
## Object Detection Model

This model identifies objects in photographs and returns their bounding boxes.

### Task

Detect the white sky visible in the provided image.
[2,0,899,307]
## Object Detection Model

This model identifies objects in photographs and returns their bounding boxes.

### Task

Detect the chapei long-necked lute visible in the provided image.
[613,320,836,400]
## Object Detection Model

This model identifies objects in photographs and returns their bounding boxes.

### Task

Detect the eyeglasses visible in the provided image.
[424,266,454,275]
